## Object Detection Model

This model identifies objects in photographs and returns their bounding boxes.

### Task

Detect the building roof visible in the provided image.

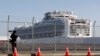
[0,36,7,40]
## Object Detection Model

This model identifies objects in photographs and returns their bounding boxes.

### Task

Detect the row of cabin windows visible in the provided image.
[34,32,63,38]
[19,32,63,39]
[70,33,90,36]
[16,25,64,35]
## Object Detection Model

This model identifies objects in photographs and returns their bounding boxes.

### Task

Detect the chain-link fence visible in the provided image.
[0,16,100,54]
[0,16,32,53]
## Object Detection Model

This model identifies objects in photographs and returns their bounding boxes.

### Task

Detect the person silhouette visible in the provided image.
[9,30,18,53]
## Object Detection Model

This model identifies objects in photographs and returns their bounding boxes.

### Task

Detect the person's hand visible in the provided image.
[9,39,12,43]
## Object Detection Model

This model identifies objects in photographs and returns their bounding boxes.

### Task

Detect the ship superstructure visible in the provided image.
[15,11,92,39]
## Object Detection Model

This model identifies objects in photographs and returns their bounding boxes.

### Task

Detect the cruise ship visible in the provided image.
[14,11,100,51]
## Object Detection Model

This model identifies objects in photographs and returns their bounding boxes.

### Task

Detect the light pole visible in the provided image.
[31,17,34,53]
[7,15,10,53]
[93,20,96,51]
[54,19,57,52]
[74,24,77,52]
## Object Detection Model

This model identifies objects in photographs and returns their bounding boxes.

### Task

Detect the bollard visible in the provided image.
[8,53,13,56]
[31,53,36,56]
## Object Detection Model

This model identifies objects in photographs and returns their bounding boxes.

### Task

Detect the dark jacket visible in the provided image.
[10,30,18,43]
